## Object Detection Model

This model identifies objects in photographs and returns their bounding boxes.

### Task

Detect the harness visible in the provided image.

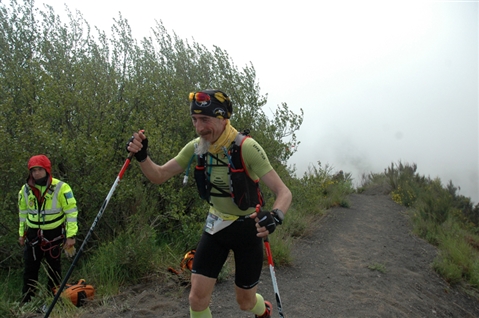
[189,130,265,211]
[26,228,65,260]
[23,182,66,259]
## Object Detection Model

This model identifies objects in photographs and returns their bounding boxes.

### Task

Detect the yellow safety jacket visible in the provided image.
[18,178,78,238]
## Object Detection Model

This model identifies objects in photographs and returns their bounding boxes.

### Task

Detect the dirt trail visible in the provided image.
[76,192,479,317]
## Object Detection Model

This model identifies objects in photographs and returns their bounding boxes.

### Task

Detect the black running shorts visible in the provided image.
[192,217,263,289]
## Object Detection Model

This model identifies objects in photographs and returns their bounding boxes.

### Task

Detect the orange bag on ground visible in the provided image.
[54,279,95,307]
[168,249,195,275]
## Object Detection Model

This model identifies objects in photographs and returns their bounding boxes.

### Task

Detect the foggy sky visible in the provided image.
[288,2,479,204]
[38,0,478,203]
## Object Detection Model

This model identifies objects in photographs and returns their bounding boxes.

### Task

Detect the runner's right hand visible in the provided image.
[256,209,277,235]
[126,131,148,162]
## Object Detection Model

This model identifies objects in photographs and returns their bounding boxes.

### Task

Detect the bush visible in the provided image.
[80,227,160,295]
[433,226,479,286]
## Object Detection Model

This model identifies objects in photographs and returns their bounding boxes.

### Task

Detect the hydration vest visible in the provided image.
[193,130,265,211]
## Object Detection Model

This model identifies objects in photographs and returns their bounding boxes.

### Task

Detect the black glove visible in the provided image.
[257,210,278,234]
[126,136,148,162]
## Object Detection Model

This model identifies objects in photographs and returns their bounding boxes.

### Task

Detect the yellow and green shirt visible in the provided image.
[175,136,273,219]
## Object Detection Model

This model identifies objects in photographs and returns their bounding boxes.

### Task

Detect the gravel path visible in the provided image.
[73,192,479,317]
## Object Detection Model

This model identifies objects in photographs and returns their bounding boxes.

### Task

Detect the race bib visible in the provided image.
[204,212,237,234]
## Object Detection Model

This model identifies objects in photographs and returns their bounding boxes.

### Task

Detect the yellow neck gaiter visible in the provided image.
[208,120,238,154]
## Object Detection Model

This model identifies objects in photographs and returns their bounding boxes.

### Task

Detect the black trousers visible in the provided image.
[22,227,63,303]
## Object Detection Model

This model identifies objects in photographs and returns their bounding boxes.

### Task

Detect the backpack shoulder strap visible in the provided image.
[234,129,250,145]
[230,130,251,172]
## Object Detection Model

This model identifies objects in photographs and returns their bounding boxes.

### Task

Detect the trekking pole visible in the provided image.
[256,205,285,318]
[264,237,285,318]
[44,152,134,318]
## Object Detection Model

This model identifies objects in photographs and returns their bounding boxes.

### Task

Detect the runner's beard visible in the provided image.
[195,137,211,155]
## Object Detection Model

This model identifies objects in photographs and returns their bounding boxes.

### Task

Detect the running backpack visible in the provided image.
[194,130,265,211]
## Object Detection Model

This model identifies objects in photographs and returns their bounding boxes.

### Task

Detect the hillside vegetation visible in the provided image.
[1,1,478,317]
[360,162,479,294]
[0,0,307,315]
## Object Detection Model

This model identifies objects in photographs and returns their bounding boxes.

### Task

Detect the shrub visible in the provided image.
[80,226,160,295]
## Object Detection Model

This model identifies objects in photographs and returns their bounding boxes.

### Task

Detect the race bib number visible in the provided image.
[204,212,236,234]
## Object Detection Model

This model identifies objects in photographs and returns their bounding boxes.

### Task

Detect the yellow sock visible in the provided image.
[190,306,212,318]
[250,293,266,316]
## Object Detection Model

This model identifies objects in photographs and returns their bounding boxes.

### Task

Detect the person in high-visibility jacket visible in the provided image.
[18,154,78,303]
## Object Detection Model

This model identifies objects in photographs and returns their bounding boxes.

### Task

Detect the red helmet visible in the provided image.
[28,155,52,175]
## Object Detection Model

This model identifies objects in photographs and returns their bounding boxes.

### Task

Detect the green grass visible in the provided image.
[0,267,80,318]
[0,269,21,317]
[367,263,387,273]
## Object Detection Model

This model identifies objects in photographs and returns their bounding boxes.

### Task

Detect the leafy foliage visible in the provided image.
[285,162,354,238]
[0,0,305,306]
[383,161,479,229]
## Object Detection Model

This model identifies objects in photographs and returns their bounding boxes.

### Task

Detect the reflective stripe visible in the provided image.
[27,214,64,226]
[20,209,29,214]
[50,181,63,210]
[25,208,62,215]
[23,187,31,211]
[64,208,78,214]
[66,217,77,222]
[19,217,26,222]
[38,208,62,215]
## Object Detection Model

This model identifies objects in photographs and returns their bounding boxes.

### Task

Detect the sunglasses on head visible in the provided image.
[189,92,211,103]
